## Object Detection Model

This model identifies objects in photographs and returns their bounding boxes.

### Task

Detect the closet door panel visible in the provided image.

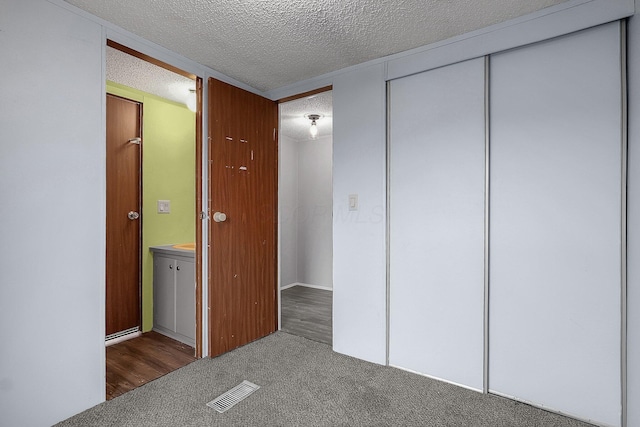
[389,57,486,390]
[489,23,621,426]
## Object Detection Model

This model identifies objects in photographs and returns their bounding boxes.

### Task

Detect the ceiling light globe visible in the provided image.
[186,89,197,112]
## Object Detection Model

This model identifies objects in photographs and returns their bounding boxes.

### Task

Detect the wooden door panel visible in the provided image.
[209,78,277,356]
[106,94,141,336]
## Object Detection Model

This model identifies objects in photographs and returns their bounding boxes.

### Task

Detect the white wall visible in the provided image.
[279,133,333,289]
[332,63,387,365]
[279,134,299,287]
[0,1,105,426]
[627,11,640,427]
[297,135,333,288]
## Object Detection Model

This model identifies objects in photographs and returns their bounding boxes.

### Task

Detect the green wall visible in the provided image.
[107,81,195,332]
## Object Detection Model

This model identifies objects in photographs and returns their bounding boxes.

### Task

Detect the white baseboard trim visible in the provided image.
[281,282,333,291]
[105,330,141,347]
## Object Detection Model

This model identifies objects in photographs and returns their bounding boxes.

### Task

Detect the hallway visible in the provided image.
[280,286,332,345]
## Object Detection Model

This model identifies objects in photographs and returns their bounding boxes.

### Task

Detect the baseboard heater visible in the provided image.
[105,327,140,346]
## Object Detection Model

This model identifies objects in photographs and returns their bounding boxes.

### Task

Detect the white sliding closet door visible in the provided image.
[389,57,486,391]
[489,23,622,426]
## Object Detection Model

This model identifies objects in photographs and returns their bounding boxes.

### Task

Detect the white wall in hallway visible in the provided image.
[279,132,333,290]
[297,135,333,288]
[279,134,299,287]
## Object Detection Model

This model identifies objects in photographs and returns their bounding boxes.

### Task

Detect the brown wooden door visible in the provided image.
[208,78,278,356]
[106,94,142,337]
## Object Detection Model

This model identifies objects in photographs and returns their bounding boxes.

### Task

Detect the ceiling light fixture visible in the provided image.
[186,88,197,112]
[307,114,321,138]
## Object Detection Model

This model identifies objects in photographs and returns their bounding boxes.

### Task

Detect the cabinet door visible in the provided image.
[175,259,195,341]
[154,256,175,331]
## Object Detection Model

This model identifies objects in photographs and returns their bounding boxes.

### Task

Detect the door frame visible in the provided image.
[106,40,204,357]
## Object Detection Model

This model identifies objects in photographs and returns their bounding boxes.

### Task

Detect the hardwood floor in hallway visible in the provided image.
[280,285,332,345]
[106,331,196,400]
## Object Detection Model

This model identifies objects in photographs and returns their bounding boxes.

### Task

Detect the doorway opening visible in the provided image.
[278,88,333,345]
[104,40,203,399]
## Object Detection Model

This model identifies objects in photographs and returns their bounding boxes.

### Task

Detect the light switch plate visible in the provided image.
[157,200,171,214]
[348,194,358,211]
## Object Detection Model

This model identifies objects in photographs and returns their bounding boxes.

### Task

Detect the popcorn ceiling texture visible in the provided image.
[67,0,567,92]
[107,44,331,138]
[106,46,195,106]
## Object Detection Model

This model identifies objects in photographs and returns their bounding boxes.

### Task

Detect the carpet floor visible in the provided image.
[57,332,591,427]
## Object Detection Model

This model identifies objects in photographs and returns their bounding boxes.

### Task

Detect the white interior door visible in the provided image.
[489,22,622,426]
[389,57,486,391]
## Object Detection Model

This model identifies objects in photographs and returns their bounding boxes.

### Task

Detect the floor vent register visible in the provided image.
[206,380,260,413]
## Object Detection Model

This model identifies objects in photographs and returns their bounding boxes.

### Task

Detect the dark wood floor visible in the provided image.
[106,288,330,400]
[106,331,196,400]
[280,285,332,345]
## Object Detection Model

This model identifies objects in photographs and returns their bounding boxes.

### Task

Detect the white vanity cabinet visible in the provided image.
[150,246,195,347]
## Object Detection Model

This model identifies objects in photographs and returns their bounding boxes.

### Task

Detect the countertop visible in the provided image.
[149,244,195,259]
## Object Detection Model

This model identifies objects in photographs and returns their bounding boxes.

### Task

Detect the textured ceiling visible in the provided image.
[92,0,568,139]
[107,45,329,139]
[67,0,569,92]
[106,46,195,106]
[280,91,333,141]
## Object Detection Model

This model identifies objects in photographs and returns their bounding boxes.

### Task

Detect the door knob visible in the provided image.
[213,212,227,223]
[128,211,140,220]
